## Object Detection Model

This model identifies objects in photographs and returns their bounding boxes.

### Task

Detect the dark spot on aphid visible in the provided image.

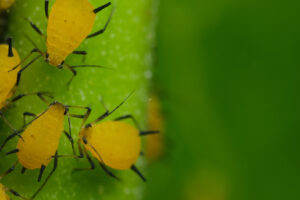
[83,137,88,144]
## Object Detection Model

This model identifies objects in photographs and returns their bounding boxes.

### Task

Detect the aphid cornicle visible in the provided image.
[76,94,159,182]
[13,0,113,85]
[1,96,91,199]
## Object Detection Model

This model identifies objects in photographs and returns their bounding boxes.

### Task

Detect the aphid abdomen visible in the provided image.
[17,103,65,169]
[0,45,20,109]
[46,0,96,66]
[82,121,141,170]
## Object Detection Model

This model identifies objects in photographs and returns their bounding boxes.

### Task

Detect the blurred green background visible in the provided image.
[145,0,300,200]
[1,0,300,199]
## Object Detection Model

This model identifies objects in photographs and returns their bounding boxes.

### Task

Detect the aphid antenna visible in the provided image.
[70,65,113,70]
[91,91,135,125]
[109,91,135,114]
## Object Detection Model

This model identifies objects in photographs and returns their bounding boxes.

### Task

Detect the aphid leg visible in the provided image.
[22,112,36,127]
[99,162,120,181]
[114,114,159,136]
[16,55,43,86]
[63,106,91,154]
[64,130,75,155]
[0,111,17,133]
[7,189,28,200]
[21,167,26,174]
[87,2,113,39]
[7,37,13,57]
[62,63,77,86]
[31,152,58,200]
[72,51,87,62]
[38,165,46,182]
[114,114,141,129]
[131,165,146,182]
[0,131,22,151]
[64,107,75,154]
[45,0,49,19]
[77,142,84,158]
[72,51,87,55]
[93,2,111,14]
[140,130,160,136]
[66,105,91,128]
[5,149,19,156]
[11,91,53,105]
[73,149,95,172]
[89,92,134,126]
[1,170,27,199]
[72,141,85,159]
[0,160,18,179]
[9,48,42,72]
[25,18,45,39]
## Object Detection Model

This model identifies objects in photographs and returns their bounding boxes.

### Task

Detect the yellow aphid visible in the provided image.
[0,184,9,200]
[1,99,90,199]
[76,94,159,182]
[17,102,65,169]
[46,0,96,66]
[14,0,113,85]
[0,42,20,110]
[145,95,165,162]
[80,121,141,170]
[0,0,14,10]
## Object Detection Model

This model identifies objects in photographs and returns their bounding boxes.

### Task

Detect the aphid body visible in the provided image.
[46,0,96,66]
[1,98,90,199]
[14,0,112,85]
[80,121,141,170]
[17,102,65,169]
[75,94,159,181]
[0,44,20,109]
